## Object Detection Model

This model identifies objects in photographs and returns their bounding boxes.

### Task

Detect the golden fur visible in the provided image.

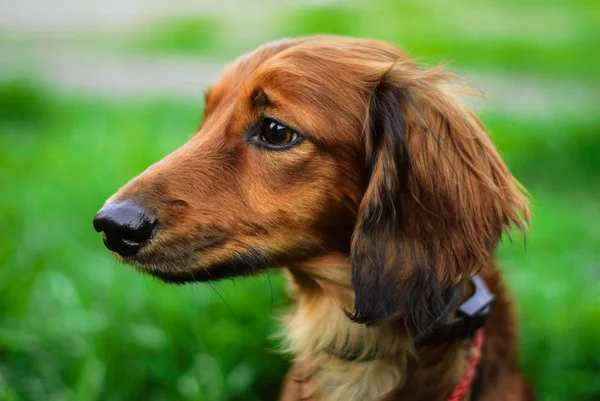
[97,36,533,400]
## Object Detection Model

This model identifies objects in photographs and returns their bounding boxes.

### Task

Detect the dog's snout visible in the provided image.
[93,200,157,257]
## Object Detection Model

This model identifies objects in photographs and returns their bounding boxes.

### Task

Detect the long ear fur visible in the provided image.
[350,65,529,334]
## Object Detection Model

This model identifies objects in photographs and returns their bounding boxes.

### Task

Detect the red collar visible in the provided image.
[447,328,485,401]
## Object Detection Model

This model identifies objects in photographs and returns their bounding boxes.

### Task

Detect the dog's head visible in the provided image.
[94,36,528,333]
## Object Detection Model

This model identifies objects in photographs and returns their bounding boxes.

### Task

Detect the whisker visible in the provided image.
[266,268,274,316]
[206,280,240,324]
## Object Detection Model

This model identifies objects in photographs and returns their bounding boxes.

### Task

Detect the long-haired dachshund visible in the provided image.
[93,36,533,401]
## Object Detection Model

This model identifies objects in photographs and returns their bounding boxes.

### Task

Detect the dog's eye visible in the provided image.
[253,119,302,149]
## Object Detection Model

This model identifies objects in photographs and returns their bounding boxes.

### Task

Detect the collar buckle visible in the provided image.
[415,273,495,347]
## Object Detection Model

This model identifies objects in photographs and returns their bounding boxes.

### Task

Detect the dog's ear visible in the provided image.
[349,65,529,334]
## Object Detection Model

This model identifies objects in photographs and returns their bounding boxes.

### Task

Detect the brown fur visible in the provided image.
[99,36,533,400]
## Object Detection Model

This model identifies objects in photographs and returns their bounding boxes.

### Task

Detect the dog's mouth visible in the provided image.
[93,202,320,284]
[119,240,275,284]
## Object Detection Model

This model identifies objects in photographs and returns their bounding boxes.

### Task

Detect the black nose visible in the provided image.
[93,200,157,257]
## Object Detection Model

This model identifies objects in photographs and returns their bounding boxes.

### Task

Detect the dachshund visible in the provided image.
[93,36,534,401]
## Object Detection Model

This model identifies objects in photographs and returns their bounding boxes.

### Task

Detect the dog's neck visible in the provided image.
[282,254,471,401]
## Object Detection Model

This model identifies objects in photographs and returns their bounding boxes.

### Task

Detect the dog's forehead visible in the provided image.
[216,36,398,91]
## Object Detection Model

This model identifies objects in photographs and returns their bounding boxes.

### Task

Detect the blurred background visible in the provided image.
[0,0,598,400]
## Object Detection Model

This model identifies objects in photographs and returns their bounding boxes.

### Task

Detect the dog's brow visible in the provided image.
[251,88,271,108]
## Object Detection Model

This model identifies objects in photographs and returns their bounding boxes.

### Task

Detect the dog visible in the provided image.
[93,36,534,401]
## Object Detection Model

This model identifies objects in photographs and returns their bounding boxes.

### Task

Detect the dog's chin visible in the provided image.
[123,249,273,284]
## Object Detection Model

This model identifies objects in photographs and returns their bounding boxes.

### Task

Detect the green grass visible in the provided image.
[133,16,224,55]
[0,77,598,400]
[499,191,600,401]
[121,1,600,79]
[486,114,600,190]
